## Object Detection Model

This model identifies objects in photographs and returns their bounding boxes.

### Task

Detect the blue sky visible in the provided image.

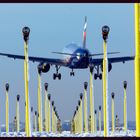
[0,4,135,125]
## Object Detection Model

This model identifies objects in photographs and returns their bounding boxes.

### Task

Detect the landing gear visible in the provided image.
[99,73,102,80]
[94,73,102,80]
[70,69,75,76]
[93,65,102,80]
[53,65,61,80]
[94,73,97,80]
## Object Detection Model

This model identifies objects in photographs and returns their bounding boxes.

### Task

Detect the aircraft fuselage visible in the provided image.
[64,44,92,69]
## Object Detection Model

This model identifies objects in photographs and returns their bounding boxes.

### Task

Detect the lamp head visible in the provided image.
[84,82,88,90]
[78,100,80,106]
[35,111,37,115]
[48,94,51,100]
[5,83,9,92]
[54,106,56,111]
[22,26,30,42]
[99,105,101,110]
[123,81,127,89]
[52,101,54,106]
[90,66,94,73]
[95,110,97,114]
[76,106,78,111]
[44,83,48,91]
[31,107,33,112]
[38,64,42,74]
[102,25,110,41]
[80,93,83,99]
[111,92,115,99]
[17,94,20,101]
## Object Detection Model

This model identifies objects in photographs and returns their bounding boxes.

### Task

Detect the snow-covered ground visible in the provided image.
[0,130,136,137]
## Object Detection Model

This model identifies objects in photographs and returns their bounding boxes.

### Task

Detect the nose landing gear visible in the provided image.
[91,65,102,80]
[53,65,61,80]
[94,73,102,80]
[70,69,75,76]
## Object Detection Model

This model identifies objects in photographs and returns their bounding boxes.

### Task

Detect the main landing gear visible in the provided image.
[53,65,61,80]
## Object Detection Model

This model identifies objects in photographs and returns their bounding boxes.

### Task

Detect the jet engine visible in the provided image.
[100,63,112,72]
[39,63,50,73]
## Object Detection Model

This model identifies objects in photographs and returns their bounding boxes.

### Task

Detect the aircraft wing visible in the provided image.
[90,56,135,65]
[0,52,69,67]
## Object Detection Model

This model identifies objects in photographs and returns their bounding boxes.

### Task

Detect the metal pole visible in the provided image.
[76,106,78,133]
[53,106,56,133]
[48,94,51,132]
[80,93,83,133]
[16,94,20,132]
[34,111,37,132]
[77,100,81,133]
[5,83,9,133]
[22,27,31,136]
[31,107,33,133]
[83,82,88,132]
[94,110,97,132]
[99,106,102,132]
[51,101,54,132]
[54,111,57,132]
[134,3,140,136]
[44,83,48,132]
[102,25,110,137]
[37,65,43,132]
[73,111,76,134]
[89,67,94,133]
[111,92,115,132]
[123,81,127,131]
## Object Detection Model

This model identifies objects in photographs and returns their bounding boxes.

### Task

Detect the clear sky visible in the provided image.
[0,4,135,125]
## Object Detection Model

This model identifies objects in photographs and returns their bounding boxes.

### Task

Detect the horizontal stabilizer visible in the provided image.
[52,52,76,56]
[52,51,120,57]
[89,52,120,57]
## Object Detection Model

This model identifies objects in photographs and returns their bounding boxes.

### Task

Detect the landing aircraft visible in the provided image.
[0,17,134,80]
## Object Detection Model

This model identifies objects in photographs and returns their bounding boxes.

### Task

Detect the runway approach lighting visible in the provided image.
[37,65,43,132]
[44,83,49,132]
[48,94,51,132]
[74,107,78,133]
[76,105,79,133]
[84,82,88,132]
[94,110,97,132]
[123,81,127,131]
[79,93,83,133]
[78,100,81,133]
[89,66,95,133]
[102,25,110,137]
[22,26,31,136]
[53,106,56,132]
[134,3,140,136]
[54,107,57,132]
[16,94,20,132]
[34,111,37,132]
[73,111,76,134]
[31,107,33,132]
[99,106,102,132]
[111,92,115,132]
[52,101,55,132]
[5,83,9,133]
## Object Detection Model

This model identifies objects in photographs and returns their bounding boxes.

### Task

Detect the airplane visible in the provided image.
[0,16,134,80]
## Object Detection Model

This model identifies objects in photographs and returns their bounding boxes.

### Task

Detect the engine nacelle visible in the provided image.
[100,63,112,72]
[108,63,112,72]
[39,63,50,73]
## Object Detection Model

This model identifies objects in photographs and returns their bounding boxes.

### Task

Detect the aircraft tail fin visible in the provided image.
[82,16,87,49]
